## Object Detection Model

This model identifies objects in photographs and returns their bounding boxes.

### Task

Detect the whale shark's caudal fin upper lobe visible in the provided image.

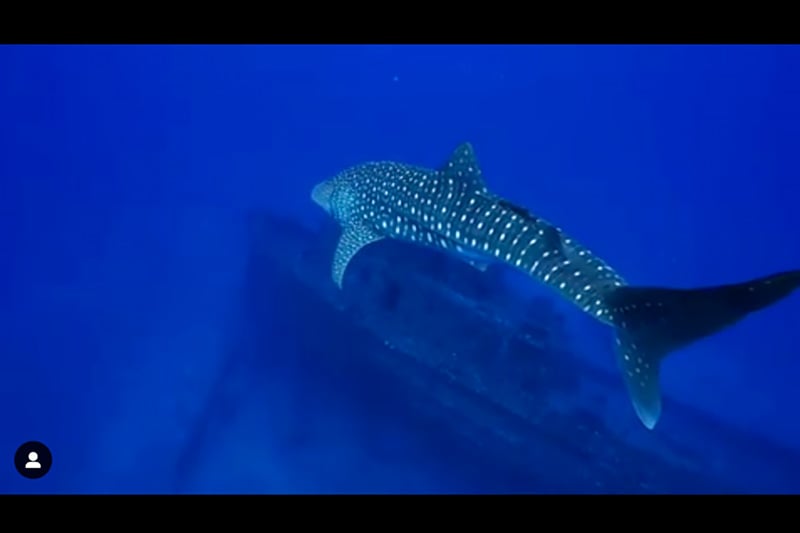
[604,270,800,429]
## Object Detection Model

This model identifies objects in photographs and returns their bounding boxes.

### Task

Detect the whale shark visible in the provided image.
[311,142,800,430]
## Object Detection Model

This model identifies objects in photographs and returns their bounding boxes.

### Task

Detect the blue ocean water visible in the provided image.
[1,44,799,494]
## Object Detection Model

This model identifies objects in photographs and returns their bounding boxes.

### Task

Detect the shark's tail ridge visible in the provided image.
[604,269,800,429]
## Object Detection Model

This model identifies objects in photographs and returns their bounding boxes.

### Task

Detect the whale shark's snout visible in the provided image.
[311,180,334,213]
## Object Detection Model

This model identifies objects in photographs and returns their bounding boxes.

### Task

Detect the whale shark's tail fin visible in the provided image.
[604,270,800,430]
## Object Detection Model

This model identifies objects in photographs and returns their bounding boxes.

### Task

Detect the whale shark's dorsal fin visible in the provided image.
[439,142,488,194]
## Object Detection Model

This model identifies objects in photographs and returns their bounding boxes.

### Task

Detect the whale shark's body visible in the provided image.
[311,143,800,429]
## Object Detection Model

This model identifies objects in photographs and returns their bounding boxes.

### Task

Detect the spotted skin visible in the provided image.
[312,143,800,430]
[313,144,624,317]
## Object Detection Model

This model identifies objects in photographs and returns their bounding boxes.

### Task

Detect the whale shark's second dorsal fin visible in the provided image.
[439,142,488,194]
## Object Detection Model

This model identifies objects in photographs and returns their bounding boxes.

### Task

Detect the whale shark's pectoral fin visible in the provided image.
[332,222,384,289]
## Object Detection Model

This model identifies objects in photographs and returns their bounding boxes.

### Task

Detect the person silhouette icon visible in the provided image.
[14,441,52,479]
[25,452,41,469]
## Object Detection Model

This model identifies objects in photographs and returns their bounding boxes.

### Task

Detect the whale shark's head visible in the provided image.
[311,163,383,224]
[311,179,335,214]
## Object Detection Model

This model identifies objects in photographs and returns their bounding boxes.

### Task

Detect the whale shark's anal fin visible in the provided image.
[606,269,800,429]
[332,222,384,289]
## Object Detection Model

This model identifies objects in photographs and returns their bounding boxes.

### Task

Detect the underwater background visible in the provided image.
[1,44,799,494]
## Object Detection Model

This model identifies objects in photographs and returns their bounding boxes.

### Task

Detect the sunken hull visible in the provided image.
[177,211,800,493]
